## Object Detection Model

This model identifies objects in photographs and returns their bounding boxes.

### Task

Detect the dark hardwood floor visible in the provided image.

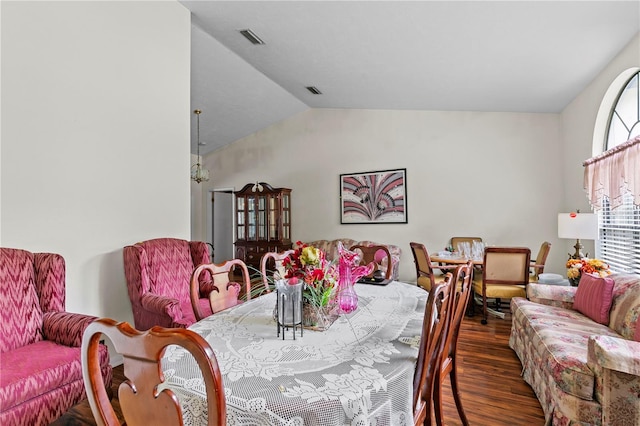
[52,310,545,425]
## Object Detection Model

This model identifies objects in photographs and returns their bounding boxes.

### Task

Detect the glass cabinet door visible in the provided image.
[257,195,267,240]
[247,196,256,241]
[282,194,291,240]
[236,196,246,240]
[268,195,277,240]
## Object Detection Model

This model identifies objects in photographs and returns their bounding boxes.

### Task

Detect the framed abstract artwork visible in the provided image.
[340,168,407,224]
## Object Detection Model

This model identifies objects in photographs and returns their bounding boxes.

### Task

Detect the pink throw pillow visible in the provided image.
[573,274,615,325]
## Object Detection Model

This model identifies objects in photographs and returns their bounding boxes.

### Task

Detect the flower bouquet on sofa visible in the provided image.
[566,258,611,287]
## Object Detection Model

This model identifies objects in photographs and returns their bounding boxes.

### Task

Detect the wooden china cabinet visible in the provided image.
[234,182,292,271]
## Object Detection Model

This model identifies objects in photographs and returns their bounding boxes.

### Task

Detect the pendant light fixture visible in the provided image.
[191,109,210,184]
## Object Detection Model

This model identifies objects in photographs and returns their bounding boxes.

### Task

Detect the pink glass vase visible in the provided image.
[337,260,358,314]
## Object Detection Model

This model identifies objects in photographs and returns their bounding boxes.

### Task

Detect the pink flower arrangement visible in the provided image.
[282,241,376,310]
[282,241,338,307]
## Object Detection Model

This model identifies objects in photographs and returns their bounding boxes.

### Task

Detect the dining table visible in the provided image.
[430,252,483,266]
[161,281,428,426]
[429,252,484,266]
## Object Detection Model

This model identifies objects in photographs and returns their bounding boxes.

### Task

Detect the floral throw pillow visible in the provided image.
[573,273,615,325]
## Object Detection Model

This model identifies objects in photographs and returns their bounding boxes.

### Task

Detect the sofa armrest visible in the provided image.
[526,283,577,309]
[140,293,182,321]
[588,335,640,376]
[587,335,640,424]
[43,311,97,347]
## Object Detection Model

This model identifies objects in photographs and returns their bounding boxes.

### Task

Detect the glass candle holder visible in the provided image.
[275,279,303,339]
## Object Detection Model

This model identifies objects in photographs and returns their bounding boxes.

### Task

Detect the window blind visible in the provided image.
[598,193,640,274]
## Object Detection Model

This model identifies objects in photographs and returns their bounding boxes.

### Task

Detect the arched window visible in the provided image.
[596,70,640,274]
[606,71,640,148]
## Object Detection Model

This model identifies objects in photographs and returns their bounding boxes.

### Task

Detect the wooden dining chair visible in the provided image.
[413,273,454,426]
[82,318,226,426]
[260,249,295,292]
[450,237,482,251]
[433,261,473,426]
[473,247,531,324]
[349,244,393,279]
[409,242,457,291]
[529,241,551,282]
[190,259,250,320]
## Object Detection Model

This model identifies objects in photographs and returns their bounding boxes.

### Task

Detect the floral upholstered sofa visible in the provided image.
[296,239,401,281]
[509,273,640,425]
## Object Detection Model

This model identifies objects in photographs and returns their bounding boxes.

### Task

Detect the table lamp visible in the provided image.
[558,212,598,259]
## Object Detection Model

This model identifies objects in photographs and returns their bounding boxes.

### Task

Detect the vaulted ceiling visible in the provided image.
[180,1,640,155]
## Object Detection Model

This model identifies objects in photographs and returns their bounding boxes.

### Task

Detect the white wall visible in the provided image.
[190,153,207,241]
[560,32,640,260]
[204,109,564,282]
[1,1,191,322]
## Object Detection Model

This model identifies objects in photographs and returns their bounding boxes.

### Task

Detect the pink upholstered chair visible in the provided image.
[123,238,213,330]
[0,248,113,426]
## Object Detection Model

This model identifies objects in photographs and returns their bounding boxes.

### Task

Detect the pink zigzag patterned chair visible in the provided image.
[123,238,213,330]
[0,248,113,426]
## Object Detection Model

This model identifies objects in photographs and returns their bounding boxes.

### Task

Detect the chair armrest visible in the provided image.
[526,283,577,309]
[43,311,97,347]
[587,335,640,425]
[140,293,182,321]
[530,264,545,273]
[433,263,458,277]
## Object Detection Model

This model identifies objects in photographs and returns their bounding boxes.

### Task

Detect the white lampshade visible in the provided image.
[558,213,598,240]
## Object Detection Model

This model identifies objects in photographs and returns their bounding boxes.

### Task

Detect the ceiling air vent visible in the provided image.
[239,29,265,45]
[306,86,322,95]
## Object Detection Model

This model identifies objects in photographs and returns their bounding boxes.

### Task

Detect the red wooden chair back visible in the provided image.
[412,273,454,425]
[260,250,295,292]
[82,318,226,426]
[191,259,250,320]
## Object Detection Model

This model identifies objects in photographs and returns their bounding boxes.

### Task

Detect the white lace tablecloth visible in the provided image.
[161,281,427,426]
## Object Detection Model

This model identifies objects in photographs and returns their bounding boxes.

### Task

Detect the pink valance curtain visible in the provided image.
[583,135,640,210]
